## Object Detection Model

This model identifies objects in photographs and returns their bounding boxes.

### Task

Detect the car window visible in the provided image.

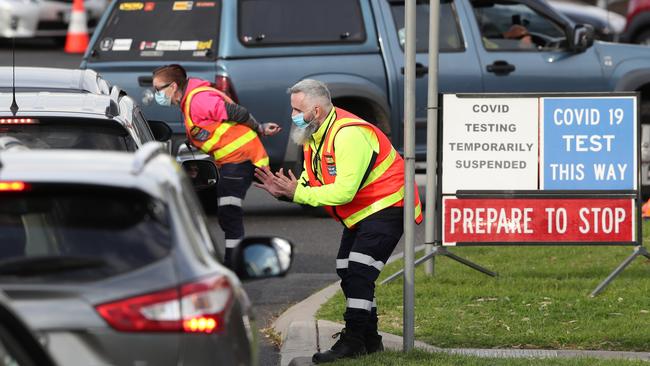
[0,185,172,282]
[389,1,465,52]
[239,0,366,46]
[179,177,222,261]
[472,0,567,51]
[133,109,155,143]
[0,324,37,366]
[0,118,136,151]
[91,0,220,61]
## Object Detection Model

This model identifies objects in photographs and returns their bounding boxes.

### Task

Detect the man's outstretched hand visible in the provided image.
[254,167,297,200]
[260,122,282,136]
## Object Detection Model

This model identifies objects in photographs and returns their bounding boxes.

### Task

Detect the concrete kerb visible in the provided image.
[272,246,650,365]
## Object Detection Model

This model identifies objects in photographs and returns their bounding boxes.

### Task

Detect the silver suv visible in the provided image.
[0,143,293,365]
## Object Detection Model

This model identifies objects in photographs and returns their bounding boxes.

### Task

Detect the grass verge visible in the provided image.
[317,224,650,351]
[331,350,649,366]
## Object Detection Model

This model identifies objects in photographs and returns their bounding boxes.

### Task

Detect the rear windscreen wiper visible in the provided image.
[0,256,107,276]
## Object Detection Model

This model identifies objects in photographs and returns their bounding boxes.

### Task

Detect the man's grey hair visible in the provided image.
[287,79,333,109]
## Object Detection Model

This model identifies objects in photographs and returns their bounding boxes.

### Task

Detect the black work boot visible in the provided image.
[365,333,384,354]
[365,308,384,353]
[312,329,367,364]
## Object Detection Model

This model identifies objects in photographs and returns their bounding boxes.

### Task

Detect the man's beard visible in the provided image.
[290,121,319,145]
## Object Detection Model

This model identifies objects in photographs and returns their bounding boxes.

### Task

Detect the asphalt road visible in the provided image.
[0,43,428,365]
[0,39,82,68]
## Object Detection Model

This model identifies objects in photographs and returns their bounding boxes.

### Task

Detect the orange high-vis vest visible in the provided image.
[303,108,423,228]
[183,86,269,167]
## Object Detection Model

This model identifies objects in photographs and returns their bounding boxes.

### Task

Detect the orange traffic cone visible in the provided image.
[64,0,89,54]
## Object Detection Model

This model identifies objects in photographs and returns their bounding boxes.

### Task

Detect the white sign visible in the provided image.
[442,95,539,194]
[112,38,133,51]
[156,40,181,51]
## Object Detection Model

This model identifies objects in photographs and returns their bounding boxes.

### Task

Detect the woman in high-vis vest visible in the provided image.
[152,65,281,265]
[254,79,422,364]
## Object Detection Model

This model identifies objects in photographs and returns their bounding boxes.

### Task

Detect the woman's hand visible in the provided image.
[260,122,282,136]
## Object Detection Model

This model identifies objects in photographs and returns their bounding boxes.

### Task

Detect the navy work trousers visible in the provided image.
[335,206,404,337]
[218,161,254,266]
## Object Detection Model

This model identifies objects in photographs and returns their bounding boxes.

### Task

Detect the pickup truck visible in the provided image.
[81,0,650,192]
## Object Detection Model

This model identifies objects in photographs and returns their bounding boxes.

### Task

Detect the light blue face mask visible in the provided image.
[291,111,312,129]
[155,90,172,107]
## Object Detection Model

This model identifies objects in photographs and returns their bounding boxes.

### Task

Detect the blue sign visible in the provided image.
[542,97,636,190]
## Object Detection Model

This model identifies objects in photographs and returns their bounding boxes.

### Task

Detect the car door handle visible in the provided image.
[486,60,515,75]
[138,76,153,87]
[400,63,429,78]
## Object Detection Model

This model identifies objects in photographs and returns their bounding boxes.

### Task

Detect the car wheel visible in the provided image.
[633,29,650,45]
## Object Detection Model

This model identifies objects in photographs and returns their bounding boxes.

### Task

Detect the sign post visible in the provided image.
[402,0,416,352]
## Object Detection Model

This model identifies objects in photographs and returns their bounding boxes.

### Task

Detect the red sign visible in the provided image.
[443,197,635,245]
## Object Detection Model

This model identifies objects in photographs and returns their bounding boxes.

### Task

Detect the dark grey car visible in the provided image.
[0,144,293,365]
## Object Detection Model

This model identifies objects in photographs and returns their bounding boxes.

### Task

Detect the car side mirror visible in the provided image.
[182,160,219,187]
[232,237,294,281]
[571,24,594,52]
[147,120,173,142]
[179,157,220,215]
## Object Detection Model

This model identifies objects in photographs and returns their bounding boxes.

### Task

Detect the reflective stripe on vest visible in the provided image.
[303,107,423,227]
[183,86,269,167]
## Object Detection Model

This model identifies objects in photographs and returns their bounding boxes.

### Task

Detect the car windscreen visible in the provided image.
[91,0,220,61]
[0,118,137,151]
[0,185,172,282]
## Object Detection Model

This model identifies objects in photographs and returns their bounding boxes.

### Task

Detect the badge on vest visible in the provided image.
[325,155,335,164]
[190,126,211,142]
[327,165,337,176]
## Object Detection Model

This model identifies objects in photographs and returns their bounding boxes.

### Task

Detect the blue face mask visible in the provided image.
[155,90,172,107]
[292,111,312,129]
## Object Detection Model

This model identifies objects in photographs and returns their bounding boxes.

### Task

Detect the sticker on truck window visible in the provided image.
[173,1,193,10]
[180,41,199,50]
[197,40,213,50]
[99,38,113,51]
[141,51,164,57]
[112,38,133,51]
[120,2,144,11]
[156,40,181,51]
[139,41,156,50]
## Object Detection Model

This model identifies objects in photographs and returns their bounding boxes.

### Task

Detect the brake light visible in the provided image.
[0,118,37,124]
[0,182,29,191]
[214,75,239,104]
[95,275,233,333]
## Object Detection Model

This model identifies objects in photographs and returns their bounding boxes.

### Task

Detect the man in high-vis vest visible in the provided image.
[255,79,422,363]
[152,64,281,265]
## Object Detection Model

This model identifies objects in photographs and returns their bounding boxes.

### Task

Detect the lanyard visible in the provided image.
[311,117,334,184]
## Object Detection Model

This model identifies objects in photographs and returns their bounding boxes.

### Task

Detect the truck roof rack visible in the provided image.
[131,142,167,175]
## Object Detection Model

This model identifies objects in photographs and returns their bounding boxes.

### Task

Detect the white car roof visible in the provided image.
[0,92,112,116]
[0,145,182,200]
